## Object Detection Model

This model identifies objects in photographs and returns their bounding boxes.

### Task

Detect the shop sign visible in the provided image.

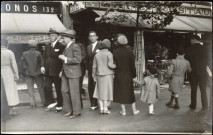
[1,1,61,14]
[178,6,212,17]
[6,34,50,44]
[70,2,85,14]
[83,2,212,17]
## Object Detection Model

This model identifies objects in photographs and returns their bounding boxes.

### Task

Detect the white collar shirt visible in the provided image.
[92,41,98,52]
[51,40,58,48]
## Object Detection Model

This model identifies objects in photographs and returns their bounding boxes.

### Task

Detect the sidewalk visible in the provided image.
[2,78,212,133]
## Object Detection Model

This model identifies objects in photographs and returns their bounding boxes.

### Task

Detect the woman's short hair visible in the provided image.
[99,39,111,50]
[149,67,157,75]
[28,40,38,48]
[177,48,185,55]
[1,38,8,47]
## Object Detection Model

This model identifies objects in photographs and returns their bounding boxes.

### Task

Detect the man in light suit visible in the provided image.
[86,31,101,110]
[59,29,82,119]
[41,28,65,111]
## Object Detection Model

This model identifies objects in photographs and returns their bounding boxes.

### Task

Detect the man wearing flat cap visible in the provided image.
[185,34,210,111]
[41,28,65,111]
[59,29,82,119]
[21,40,45,108]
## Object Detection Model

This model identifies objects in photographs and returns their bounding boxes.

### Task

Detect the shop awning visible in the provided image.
[175,16,212,32]
[1,13,66,34]
[94,10,211,32]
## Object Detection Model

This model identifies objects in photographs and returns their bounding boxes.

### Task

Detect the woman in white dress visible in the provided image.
[1,39,20,115]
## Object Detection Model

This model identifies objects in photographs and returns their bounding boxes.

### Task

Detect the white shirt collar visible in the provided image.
[92,41,98,51]
[66,41,73,49]
[52,40,58,48]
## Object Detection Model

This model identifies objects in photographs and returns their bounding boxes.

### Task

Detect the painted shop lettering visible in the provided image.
[1,2,60,14]
[4,4,54,13]
[178,6,211,17]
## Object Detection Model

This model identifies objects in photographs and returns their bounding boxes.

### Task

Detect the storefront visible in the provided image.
[1,1,67,78]
[68,1,212,83]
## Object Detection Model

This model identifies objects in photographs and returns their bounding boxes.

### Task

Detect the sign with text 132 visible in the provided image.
[1,1,61,14]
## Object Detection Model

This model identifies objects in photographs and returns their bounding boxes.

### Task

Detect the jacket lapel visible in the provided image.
[92,42,100,55]
[64,42,75,56]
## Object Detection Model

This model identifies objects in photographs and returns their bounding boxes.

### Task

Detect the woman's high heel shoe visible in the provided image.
[100,110,104,114]
[120,111,126,116]
[104,110,111,115]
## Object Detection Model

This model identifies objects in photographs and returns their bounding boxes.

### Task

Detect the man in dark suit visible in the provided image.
[41,28,65,111]
[185,35,210,111]
[21,40,45,108]
[59,29,82,119]
[86,31,101,110]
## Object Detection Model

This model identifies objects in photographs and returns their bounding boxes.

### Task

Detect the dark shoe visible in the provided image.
[173,105,180,109]
[166,102,173,108]
[189,104,196,110]
[69,114,81,119]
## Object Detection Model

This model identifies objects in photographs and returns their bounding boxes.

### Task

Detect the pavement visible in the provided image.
[1,79,212,134]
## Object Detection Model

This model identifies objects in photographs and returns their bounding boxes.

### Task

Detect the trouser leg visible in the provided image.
[69,78,81,115]
[62,92,72,113]
[35,75,45,105]
[53,76,63,107]
[43,76,54,105]
[199,76,208,110]
[88,74,97,107]
[79,76,83,108]
[25,77,36,106]
[61,75,72,113]
[190,78,198,108]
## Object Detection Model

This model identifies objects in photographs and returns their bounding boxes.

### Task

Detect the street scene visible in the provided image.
[1,80,212,133]
[1,1,212,134]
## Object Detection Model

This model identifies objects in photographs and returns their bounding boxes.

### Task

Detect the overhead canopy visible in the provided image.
[94,10,212,32]
[175,16,212,32]
[1,13,66,34]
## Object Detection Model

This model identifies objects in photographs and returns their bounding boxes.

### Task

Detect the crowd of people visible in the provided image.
[1,28,212,120]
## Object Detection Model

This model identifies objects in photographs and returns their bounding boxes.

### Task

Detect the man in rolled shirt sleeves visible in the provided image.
[41,28,65,111]
[59,29,82,119]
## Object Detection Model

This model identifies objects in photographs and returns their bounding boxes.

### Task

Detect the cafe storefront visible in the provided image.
[68,1,212,83]
[1,1,67,78]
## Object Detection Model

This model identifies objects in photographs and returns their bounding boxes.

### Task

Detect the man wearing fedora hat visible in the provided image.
[59,29,82,119]
[185,34,210,111]
[41,28,65,111]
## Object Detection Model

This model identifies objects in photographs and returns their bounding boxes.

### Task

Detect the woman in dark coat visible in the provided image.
[113,35,140,116]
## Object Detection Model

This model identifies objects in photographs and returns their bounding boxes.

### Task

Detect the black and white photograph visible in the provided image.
[1,1,212,134]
